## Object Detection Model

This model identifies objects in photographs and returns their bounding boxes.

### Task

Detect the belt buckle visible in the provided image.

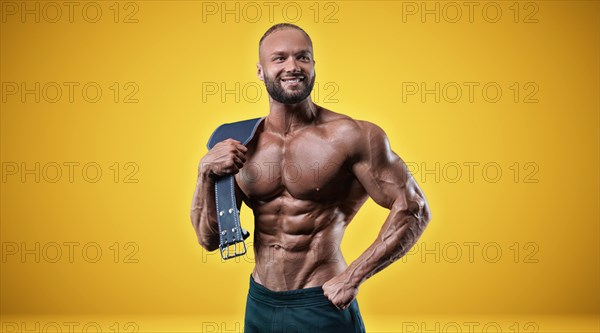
[220,241,247,260]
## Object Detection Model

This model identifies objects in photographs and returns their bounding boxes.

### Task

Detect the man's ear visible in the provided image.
[257,63,264,81]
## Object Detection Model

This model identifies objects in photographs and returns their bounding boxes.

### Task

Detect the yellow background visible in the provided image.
[1,0,598,332]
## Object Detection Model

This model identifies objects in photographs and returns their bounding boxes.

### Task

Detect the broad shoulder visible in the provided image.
[317,108,387,146]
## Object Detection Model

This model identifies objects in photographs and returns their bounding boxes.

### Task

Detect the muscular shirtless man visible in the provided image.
[191,23,431,333]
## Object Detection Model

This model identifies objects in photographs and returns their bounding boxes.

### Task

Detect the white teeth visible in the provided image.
[282,78,300,83]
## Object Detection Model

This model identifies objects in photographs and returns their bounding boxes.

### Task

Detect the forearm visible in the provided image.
[190,166,220,251]
[344,203,430,286]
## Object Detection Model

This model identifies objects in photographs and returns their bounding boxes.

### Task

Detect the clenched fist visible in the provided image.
[199,138,248,177]
[322,272,359,310]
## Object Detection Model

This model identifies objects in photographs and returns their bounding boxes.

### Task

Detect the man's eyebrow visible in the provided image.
[269,50,313,56]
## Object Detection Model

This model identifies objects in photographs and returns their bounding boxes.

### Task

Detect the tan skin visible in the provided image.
[191,28,431,310]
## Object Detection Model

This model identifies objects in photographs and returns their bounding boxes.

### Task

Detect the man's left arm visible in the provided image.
[323,121,432,309]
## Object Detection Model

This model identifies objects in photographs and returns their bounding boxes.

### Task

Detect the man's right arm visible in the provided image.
[190,139,248,251]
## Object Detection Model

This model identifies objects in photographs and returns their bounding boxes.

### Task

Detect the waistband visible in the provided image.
[248,275,332,307]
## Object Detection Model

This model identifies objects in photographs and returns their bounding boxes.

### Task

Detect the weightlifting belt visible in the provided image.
[206,117,265,260]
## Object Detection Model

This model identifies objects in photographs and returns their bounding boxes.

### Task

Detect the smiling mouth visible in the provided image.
[280,76,304,84]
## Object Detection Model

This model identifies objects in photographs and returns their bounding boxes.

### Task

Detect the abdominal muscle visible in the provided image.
[249,194,350,291]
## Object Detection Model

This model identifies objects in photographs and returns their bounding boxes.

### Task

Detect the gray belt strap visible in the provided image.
[206,117,264,260]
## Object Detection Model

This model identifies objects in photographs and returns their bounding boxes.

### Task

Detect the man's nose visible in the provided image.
[283,57,301,72]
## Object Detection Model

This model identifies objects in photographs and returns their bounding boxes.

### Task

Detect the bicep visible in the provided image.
[351,123,423,211]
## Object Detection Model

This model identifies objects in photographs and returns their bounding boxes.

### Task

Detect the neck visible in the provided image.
[266,97,318,135]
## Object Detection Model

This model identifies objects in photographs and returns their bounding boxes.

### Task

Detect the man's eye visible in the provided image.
[273,57,284,61]
[299,56,310,61]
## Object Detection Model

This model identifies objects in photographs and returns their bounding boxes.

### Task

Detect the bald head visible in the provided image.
[258,23,313,58]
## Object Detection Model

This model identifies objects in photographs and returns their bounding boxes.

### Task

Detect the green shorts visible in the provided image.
[244,275,366,333]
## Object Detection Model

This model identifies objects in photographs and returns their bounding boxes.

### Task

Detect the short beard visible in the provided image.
[264,72,316,104]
